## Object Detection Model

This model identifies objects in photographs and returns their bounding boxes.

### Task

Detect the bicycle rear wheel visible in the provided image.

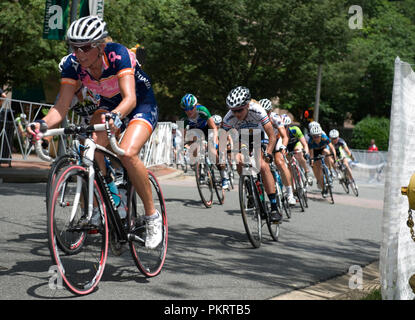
[239,175,262,248]
[48,165,108,295]
[129,171,168,277]
[195,162,213,208]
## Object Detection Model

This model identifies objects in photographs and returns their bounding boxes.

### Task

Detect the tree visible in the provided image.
[0,0,66,91]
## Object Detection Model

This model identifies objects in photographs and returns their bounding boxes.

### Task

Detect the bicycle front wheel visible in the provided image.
[210,165,225,205]
[129,171,168,277]
[239,175,262,248]
[48,165,108,295]
[195,162,213,208]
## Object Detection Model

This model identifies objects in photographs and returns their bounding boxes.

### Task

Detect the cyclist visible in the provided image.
[223,87,281,222]
[27,16,162,249]
[180,94,229,189]
[308,125,337,194]
[281,114,313,186]
[259,99,296,206]
[328,129,356,184]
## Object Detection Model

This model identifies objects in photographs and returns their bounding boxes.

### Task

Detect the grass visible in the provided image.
[361,288,382,300]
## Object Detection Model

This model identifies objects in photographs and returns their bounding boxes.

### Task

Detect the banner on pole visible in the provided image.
[42,0,70,40]
[80,0,104,19]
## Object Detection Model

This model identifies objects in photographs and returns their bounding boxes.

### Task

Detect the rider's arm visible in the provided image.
[279,126,289,147]
[299,136,310,154]
[206,117,218,147]
[27,83,76,135]
[112,74,136,118]
[263,122,276,155]
[328,142,337,161]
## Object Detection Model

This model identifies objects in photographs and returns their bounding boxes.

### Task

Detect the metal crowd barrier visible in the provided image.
[0,97,173,167]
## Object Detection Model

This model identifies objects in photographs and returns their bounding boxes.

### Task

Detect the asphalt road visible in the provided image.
[0,172,383,300]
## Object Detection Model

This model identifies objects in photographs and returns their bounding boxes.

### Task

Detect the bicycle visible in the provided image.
[34,119,168,295]
[336,157,359,197]
[195,142,225,208]
[238,147,280,248]
[312,154,334,204]
[286,150,308,211]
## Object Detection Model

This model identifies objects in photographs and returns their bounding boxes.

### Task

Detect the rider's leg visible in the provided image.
[343,158,354,181]
[312,160,323,189]
[274,151,295,205]
[261,156,281,221]
[118,120,155,217]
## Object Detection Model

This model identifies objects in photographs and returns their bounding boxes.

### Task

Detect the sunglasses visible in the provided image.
[312,135,321,138]
[71,43,97,54]
[184,106,195,111]
[232,108,246,114]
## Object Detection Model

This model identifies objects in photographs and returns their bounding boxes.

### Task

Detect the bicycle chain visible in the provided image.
[407,210,415,242]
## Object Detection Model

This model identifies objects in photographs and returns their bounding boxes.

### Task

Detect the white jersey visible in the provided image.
[222,100,269,131]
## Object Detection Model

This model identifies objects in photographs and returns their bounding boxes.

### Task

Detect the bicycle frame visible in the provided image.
[35,123,132,243]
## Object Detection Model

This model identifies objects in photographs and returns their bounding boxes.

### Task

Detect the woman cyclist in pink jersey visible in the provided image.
[27,16,162,249]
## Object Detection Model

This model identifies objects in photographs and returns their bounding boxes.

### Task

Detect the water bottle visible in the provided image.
[118,188,128,219]
[107,179,121,207]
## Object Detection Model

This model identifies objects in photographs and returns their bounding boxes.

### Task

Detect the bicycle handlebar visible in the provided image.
[34,121,125,162]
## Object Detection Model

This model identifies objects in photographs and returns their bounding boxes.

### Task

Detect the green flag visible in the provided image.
[43,0,70,40]
[79,0,90,18]
[80,0,104,19]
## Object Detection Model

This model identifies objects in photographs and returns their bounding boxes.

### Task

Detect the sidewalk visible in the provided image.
[271,261,380,300]
[0,160,183,183]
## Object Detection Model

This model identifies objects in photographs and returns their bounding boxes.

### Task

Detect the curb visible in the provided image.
[271,261,380,300]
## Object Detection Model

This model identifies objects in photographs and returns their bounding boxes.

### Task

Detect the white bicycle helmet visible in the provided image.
[226,86,251,109]
[171,123,178,130]
[308,121,320,130]
[281,114,292,126]
[309,125,322,136]
[66,16,108,45]
[212,114,222,125]
[329,129,339,139]
[259,99,272,112]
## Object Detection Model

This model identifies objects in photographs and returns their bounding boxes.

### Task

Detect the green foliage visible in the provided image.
[0,0,411,129]
[0,0,66,91]
[351,116,390,151]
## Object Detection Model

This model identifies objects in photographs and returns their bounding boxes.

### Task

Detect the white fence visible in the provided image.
[380,57,415,300]
[0,97,173,167]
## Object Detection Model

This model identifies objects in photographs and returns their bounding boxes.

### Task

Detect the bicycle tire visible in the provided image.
[129,170,168,277]
[323,167,334,204]
[298,167,309,208]
[239,175,262,248]
[265,203,280,242]
[46,154,78,211]
[350,179,359,197]
[48,164,108,295]
[210,165,225,204]
[195,162,213,208]
[339,167,350,194]
[292,165,305,212]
